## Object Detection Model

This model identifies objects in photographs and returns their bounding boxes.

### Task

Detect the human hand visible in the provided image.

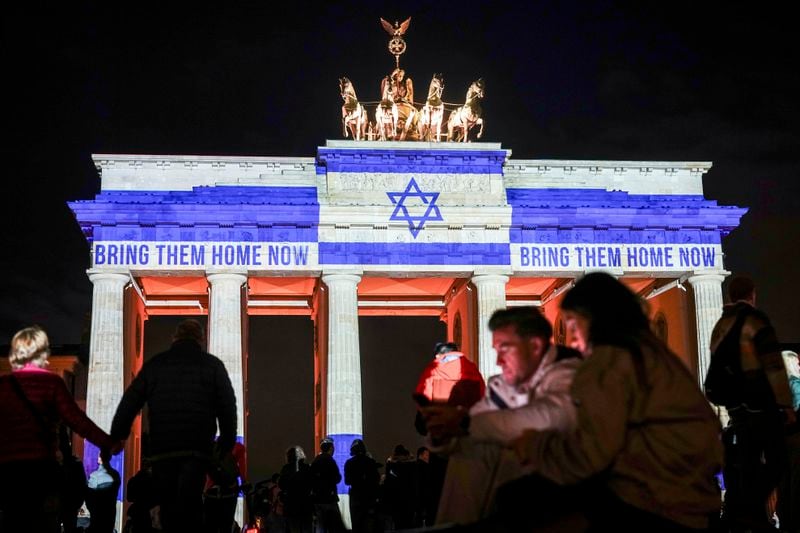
[511,429,539,466]
[420,405,466,441]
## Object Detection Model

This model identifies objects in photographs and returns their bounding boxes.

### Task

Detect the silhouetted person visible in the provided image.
[280,445,313,533]
[310,438,343,532]
[59,424,88,533]
[125,462,158,533]
[111,319,237,532]
[205,439,246,533]
[706,275,795,531]
[413,447,435,527]
[344,439,381,533]
[383,444,417,530]
[86,455,121,533]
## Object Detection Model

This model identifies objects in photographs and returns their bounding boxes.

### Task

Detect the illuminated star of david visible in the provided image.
[387,177,443,238]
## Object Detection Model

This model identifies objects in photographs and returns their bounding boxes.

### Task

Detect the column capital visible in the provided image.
[471,272,508,380]
[472,267,513,277]
[688,271,729,285]
[87,271,130,285]
[322,272,362,286]
[206,272,248,285]
[471,273,510,286]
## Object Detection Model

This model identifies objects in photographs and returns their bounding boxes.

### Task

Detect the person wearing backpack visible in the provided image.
[705,275,796,531]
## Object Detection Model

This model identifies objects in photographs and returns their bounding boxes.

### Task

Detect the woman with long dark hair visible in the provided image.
[503,273,723,531]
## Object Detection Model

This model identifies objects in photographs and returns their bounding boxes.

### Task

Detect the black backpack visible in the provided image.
[704,308,751,407]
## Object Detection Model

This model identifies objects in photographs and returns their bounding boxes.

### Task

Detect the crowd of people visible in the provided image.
[253,439,439,533]
[1,272,799,532]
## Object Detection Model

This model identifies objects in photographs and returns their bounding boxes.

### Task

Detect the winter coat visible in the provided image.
[344,453,380,504]
[523,334,723,529]
[414,351,485,408]
[110,339,237,457]
[468,344,582,444]
[310,452,341,504]
[709,301,794,411]
[0,367,113,465]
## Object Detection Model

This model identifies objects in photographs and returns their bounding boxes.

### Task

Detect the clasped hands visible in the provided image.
[99,440,126,467]
[419,404,539,465]
[419,404,468,444]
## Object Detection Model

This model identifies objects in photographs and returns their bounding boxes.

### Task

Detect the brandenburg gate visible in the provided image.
[69,140,744,507]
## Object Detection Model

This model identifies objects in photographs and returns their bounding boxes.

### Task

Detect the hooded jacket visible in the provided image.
[414,351,485,408]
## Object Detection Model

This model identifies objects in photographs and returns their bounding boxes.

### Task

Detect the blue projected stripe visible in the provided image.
[507,189,742,244]
[84,443,124,501]
[71,186,320,243]
[328,433,362,495]
[319,242,510,265]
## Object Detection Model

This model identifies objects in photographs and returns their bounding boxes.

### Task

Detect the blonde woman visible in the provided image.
[0,326,118,533]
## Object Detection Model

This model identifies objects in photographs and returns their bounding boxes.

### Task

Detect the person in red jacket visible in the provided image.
[0,326,120,533]
[414,342,486,409]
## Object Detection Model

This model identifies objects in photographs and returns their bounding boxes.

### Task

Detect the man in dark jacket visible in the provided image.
[110,319,237,532]
[310,437,344,532]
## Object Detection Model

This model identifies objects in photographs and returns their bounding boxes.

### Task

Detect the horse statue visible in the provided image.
[375,75,399,140]
[417,73,445,142]
[447,78,485,142]
[339,77,367,141]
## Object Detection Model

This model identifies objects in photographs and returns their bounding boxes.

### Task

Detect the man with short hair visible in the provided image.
[111,319,237,532]
[422,306,582,524]
[310,437,344,532]
[414,446,436,527]
[706,275,796,530]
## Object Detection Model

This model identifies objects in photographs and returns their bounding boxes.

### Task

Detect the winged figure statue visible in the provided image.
[380,17,411,37]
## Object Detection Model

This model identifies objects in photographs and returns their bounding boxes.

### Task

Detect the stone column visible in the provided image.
[471,273,509,380]
[207,273,247,440]
[85,271,129,481]
[322,273,363,436]
[208,273,248,525]
[688,272,726,389]
[322,272,362,527]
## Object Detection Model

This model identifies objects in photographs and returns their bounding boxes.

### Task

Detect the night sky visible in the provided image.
[3,2,799,475]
